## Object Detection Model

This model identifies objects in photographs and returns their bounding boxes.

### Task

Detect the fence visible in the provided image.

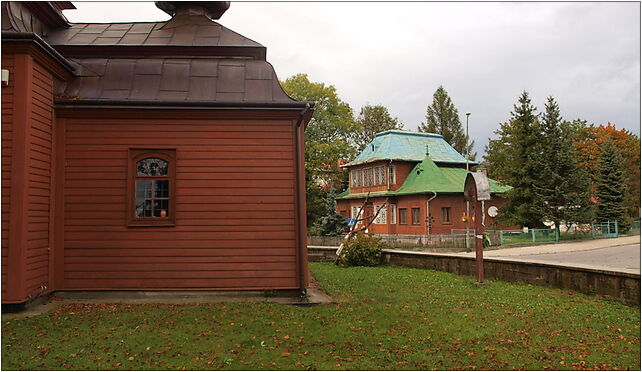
[629,220,641,235]
[309,220,629,251]
[308,234,474,250]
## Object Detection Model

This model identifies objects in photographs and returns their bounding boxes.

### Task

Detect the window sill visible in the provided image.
[127,221,176,227]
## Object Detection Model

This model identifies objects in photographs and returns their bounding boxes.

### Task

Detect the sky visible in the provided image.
[63,1,641,158]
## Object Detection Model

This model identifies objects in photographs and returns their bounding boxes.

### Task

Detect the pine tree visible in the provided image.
[532,97,592,234]
[485,91,544,228]
[419,86,476,160]
[596,139,627,227]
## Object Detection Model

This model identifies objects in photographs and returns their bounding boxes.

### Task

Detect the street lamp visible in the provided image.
[465,112,471,172]
[465,112,471,250]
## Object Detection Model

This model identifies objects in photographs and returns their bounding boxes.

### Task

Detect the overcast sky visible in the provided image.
[64,2,640,157]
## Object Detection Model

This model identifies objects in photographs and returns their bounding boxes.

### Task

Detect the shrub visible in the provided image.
[337,232,387,267]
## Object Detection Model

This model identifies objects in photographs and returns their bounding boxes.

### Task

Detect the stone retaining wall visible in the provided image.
[308,246,640,306]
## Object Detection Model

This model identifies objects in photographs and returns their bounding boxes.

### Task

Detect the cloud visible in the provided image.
[64,2,640,156]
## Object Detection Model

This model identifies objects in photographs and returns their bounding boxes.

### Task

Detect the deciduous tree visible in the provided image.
[574,123,640,221]
[281,74,358,226]
[352,104,403,150]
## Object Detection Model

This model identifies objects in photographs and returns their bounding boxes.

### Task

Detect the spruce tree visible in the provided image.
[596,139,627,226]
[532,97,591,234]
[419,86,476,160]
[488,91,544,228]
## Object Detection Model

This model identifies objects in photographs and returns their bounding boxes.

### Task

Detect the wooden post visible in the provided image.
[474,194,484,284]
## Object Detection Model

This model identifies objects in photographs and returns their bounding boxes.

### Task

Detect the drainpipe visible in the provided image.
[387,159,393,191]
[295,103,312,296]
[426,191,437,234]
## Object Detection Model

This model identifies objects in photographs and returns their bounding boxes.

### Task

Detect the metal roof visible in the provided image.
[394,156,511,195]
[345,130,477,167]
[45,16,263,48]
[337,156,511,200]
[58,57,293,104]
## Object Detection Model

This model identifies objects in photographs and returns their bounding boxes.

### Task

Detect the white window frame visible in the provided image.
[374,204,387,224]
[363,167,373,186]
[389,204,397,224]
[351,170,358,188]
[351,205,363,220]
[388,165,396,185]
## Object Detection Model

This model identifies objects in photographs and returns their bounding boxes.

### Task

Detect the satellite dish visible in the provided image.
[488,206,498,218]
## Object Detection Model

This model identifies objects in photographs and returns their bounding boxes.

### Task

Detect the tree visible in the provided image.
[418,86,475,160]
[484,91,544,228]
[596,139,627,228]
[531,97,592,234]
[352,104,403,149]
[280,74,358,226]
[310,190,346,237]
[574,123,640,221]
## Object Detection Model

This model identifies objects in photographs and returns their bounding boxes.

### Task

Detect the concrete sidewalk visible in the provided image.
[458,235,640,257]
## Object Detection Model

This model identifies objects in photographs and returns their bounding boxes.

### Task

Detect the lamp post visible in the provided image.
[465,112,471,172]
[465,112,471,250]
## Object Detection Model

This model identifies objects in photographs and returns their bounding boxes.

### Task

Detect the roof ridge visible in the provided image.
[375,129,443,138]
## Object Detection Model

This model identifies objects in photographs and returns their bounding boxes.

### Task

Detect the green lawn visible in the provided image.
[2,263,640,370]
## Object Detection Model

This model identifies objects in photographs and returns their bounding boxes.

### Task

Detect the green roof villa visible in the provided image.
[336,130,513,235]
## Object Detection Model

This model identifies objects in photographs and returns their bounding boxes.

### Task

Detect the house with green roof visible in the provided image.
[336,130,513,235]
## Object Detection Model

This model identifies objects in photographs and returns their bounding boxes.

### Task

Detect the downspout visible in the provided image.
[295,103,312,296]
[387,159,393,191]
[426,191,437,235]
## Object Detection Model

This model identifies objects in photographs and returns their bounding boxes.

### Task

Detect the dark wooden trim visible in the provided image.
[52,45,267,60]
[295,121,309,290]
[54,107,304,121]
[6,54,32,302]
[2,36,75,81]
[127,149,177,227]
[48,98,58,293]
[53,117,66,290]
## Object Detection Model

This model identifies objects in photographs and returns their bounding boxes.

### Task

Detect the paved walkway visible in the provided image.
[466,235,640,257]
[457,235,641,274]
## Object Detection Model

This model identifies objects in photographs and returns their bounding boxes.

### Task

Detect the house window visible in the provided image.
[441,207,451,223]
[412,208,421,225]
[398,208,407,225]
[128,149,176,226]
[390,204,397,224]
[356,169,363,187]
[388,165,396,185]
[374,204,387,224]
[374,166,385,185]
[363,168,373,186]
[351,170,358,188]
[351,205,363,220]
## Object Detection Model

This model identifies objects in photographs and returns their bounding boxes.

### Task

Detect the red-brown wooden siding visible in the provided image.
[62,117,299,290]
[25,61,53,296]
[1,54,15,298]
[1,53,54,302]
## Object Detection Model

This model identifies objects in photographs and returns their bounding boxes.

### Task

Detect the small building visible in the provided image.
[1,1,313,305]
[336,130,512,235]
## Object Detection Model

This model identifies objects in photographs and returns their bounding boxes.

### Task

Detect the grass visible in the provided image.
[2,263,640,370]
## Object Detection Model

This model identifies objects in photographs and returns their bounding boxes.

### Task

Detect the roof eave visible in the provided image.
[53,99,316,110]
